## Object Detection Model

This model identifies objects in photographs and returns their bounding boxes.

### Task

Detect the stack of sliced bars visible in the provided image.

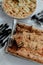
[6,23,43,64]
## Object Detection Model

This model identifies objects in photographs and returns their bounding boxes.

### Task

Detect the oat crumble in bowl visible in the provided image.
[2,0,36,19]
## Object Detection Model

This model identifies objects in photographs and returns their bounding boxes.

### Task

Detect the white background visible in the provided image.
[0,0,43,65]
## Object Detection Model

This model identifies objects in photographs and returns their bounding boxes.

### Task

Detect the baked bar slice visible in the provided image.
[6,23,43,63]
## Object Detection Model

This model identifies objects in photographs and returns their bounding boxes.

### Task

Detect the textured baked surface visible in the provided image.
[7,23,43,64]
[3,0,36,18]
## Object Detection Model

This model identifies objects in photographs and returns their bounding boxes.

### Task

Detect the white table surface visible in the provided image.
[0,0,43,65]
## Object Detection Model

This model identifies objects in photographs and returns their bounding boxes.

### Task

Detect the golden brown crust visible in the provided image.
[6,23,43,64]
[2,0,36,19]
[7,47,43,64]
